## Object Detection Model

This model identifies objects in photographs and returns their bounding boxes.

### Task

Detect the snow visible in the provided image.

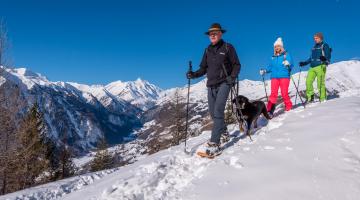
[1,67,51,89]
[0,76,5,86]
[67,78,162,110]
[0,169,121,200]
[1,66,162,110]
[2,60,360,200]
[105,78,162,110]
[3,95,360,200]
[67,82,107,101]
[156,60,360,114]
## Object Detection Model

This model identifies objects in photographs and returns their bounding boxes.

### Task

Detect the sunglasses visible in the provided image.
[208,31,220,37]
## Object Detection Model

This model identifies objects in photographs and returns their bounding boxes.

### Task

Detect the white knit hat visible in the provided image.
[274,37,284,47]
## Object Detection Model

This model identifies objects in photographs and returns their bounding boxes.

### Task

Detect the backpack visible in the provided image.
[321,43,332,64]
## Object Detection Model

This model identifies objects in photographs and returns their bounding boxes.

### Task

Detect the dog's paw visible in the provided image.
[240,126,245,132]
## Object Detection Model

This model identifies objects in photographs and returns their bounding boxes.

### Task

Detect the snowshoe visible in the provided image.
[269,104,276,116]
[305,95,315,104]
[197,142,222,159]
[220,132,230,144]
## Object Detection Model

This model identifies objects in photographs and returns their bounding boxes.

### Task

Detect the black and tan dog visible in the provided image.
[232,95,272,139]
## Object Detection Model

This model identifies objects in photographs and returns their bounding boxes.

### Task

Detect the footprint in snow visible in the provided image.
[267,121,283,131]
[242,147,251,152]
[340,137,354,144]
[223,156,244,169]
[226,149,235,154]
[294,109,305,113]
[218,180,230,187]
[275,138,291,143]
[343,157,360,164]
[263,146,275,150]
[285,146,293,151]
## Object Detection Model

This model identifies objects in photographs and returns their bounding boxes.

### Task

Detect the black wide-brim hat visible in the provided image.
[205,23,227,35]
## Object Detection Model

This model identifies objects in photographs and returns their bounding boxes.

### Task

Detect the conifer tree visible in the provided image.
[169,89,186,145]
[90,137,113,172]
[14,103,49,189]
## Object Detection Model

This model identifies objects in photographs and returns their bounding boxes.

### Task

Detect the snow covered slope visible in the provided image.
[158,60,360,106]
[0,67,150,152]
[135,60,360,152]
[3,95,360,200]
[1,60,360,199]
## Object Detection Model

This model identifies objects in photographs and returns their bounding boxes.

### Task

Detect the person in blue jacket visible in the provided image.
[299,32,331,102]
[260,37,293,115]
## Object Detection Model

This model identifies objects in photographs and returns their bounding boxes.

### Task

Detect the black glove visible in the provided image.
[186,71,195,79]
[226,76,235,86]
[320,56,327,62]
[259,69,266,76]
[299,61,307,67]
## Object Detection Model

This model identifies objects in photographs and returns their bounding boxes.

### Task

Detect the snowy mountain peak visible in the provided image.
[135,77,144,82]
[105,78,163,110]
[2,67,51,89]
[12,67,47,80]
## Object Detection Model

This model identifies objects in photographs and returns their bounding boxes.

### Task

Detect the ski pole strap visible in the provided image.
[221,63,230,78]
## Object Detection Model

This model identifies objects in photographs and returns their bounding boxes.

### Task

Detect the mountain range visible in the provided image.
[1,60,360,154]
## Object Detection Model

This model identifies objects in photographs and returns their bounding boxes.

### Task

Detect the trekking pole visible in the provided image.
[319,65,326,103]
[319,65,323,103]
[294,67,302,105]
[290,74,306,109]
[261,74,269,102]
[184,61,192,153]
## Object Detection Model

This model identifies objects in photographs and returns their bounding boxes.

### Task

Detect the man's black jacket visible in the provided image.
[193,39,241,87]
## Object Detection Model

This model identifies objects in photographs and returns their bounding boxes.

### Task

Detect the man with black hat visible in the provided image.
[186,23,241,157]
[299,32,331,103]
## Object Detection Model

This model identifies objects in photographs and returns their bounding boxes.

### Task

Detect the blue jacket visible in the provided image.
[266,52,293,79]
[303,42,331,67]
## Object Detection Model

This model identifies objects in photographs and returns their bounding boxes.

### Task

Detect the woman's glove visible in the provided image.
[259,69,267,76]
[283,60,290,67]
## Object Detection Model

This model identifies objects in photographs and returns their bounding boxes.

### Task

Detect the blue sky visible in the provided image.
[2,0,359,89]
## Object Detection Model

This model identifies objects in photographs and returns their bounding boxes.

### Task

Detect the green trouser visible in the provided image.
[306,64,327,101]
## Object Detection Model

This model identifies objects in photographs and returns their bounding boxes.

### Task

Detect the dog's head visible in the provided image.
[232,95,249,109]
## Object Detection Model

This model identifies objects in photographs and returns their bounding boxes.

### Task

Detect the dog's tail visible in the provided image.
[262,106,272,120]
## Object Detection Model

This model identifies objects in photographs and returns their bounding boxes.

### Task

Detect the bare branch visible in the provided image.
[0,18,12,68]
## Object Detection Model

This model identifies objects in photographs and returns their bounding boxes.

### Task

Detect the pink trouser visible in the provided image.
[267,78,292,111]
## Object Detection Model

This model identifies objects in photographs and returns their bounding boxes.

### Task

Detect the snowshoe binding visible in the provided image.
[197,142,222,159]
